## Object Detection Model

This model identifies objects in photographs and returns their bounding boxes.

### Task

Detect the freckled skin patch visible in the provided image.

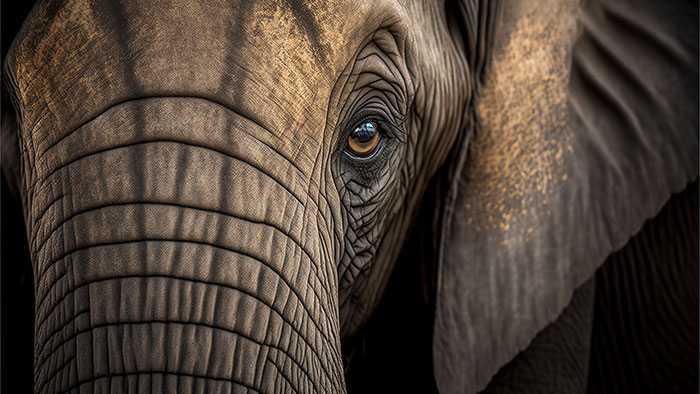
[466,1,579,238]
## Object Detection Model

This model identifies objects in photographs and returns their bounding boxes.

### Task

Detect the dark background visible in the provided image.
[2,1,38,392]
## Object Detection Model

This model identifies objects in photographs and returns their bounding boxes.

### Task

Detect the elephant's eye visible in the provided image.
[346,120,382,159]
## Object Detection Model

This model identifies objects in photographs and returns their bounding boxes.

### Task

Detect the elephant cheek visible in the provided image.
[26,99,345,393]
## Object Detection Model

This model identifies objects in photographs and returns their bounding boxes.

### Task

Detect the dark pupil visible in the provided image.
[352,121,377,143]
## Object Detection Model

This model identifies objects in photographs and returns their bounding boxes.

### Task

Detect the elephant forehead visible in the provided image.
[6,0,396,156]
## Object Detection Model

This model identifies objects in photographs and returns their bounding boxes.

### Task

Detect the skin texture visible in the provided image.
[434,1,698,392]
[588,182,699,394]
[2,1,479,392]
[481,278,596,394]
[1,0,697,393]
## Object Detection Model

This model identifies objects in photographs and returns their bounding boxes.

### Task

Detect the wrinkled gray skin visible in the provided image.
[3,1,479,392]
[2,0,698,393]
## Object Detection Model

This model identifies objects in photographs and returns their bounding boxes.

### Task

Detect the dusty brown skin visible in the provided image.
[2,0,698,393]
[3,1,477,392]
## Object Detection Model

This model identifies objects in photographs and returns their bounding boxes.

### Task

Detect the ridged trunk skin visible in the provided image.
[26,98,345,393]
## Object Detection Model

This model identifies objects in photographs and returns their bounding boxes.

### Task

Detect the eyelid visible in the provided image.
[343,116,385,158]
[345,108,403,141]
[343,138,385,161]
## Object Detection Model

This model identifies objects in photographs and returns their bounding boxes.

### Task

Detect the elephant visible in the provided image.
[1,0,697,393]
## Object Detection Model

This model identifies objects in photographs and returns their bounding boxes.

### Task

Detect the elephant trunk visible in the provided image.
[27,97,344,393]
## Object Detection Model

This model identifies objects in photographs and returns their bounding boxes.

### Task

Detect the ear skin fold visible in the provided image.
[434,1,698,393]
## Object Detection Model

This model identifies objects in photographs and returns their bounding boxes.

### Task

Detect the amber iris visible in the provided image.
[347,120,381,157]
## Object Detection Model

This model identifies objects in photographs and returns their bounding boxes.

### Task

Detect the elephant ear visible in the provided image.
[434,1,699,393]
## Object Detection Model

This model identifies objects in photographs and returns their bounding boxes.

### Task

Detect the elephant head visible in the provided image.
[1,0,697,393]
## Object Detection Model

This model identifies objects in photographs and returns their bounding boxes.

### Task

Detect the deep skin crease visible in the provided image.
[3,1,472,392]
